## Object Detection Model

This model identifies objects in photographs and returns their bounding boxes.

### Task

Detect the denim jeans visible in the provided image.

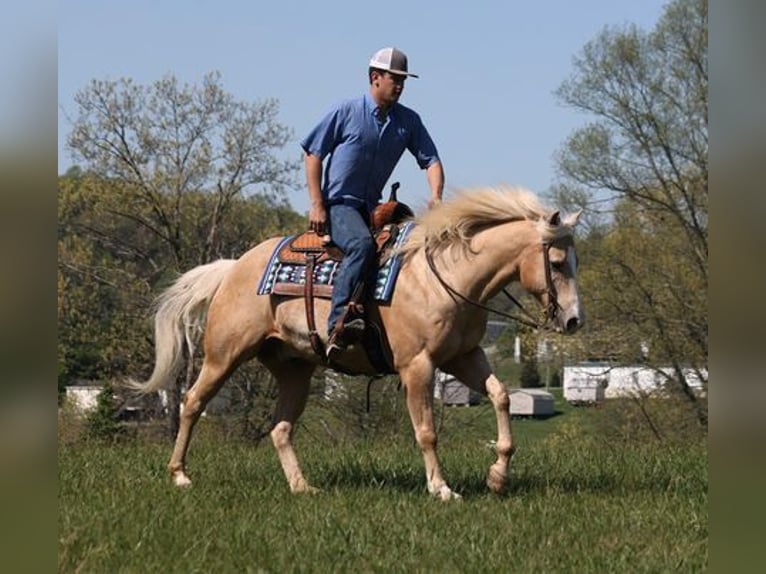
[327,203,376,333]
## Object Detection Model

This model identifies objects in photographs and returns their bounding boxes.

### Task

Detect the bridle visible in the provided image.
[425,241,562,331]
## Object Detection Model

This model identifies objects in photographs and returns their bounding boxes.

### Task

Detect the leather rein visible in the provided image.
[425,242,562,331]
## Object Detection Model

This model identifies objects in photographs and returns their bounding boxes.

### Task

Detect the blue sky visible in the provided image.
[58,0,668,214]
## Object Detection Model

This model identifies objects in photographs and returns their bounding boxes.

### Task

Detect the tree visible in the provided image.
[58,173,153,379]
[58,173,305,436]
[66,71,300,269]
[61,72,304,436]
[552,0,707,426]
[554,0,707,264]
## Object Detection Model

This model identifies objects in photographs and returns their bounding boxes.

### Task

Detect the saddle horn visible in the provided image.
[389,181,400,202]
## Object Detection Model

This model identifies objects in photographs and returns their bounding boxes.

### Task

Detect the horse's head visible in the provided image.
[519,210,585,334]
[398,186,586,334]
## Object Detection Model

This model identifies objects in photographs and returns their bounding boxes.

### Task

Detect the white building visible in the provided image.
[563,363,707,403]
[434,371,481,406]
[508,388,555,417]
[565,381,605,405]
[65,383,149,420]
[64,385,102,413]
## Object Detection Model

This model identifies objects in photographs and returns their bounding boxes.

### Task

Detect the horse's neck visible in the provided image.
[443,221,535,303]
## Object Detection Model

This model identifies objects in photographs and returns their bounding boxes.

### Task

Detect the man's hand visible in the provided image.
[309,202,328,236]
[304,152,328,237]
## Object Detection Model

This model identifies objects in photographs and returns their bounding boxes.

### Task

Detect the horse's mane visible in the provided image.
[397,185,570,260]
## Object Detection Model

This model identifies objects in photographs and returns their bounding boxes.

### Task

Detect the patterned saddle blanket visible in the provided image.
[257,221,414,303]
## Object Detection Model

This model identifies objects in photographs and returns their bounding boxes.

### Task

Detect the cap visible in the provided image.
[368,47,419,78]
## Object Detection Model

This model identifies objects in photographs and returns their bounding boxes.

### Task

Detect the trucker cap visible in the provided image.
[368,47,419,78]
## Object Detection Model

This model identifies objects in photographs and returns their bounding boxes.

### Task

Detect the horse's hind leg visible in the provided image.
[442,347,514,494]
[167,359,232,487]
[262,358,317,493]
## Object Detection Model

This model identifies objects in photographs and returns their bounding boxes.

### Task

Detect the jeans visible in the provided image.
[327,203,376,333]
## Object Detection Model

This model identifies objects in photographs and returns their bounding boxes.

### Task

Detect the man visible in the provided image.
[301,47,444,358]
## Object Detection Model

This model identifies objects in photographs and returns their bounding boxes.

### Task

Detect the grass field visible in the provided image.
[58,388,707,572]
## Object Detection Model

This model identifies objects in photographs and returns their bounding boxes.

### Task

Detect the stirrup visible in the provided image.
[341,317,366,337]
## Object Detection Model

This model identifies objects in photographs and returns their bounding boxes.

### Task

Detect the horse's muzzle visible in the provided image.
[564,316,582,333]
[555,310,584,334]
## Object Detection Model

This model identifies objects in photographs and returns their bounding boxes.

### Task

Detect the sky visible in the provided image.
[58,0,669,215]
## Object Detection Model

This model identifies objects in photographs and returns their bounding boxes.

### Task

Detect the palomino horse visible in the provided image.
[131,186,584,500]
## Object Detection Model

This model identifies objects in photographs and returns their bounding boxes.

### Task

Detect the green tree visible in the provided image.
[58,174,158,388]
[60,72,304,435]
[58,173,304,435]
[554,0,707,259]
[551,0,707,426]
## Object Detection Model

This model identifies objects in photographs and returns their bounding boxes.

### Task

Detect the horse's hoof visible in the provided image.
[432,484,462,501]
[486,478,506,494]
[291,481,320,495]
[486,467,507,494]
[172,471,192,487]
[295,486,320,495]
[443,489,463,501]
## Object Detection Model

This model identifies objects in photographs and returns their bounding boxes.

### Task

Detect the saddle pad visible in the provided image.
[257,221,414,303]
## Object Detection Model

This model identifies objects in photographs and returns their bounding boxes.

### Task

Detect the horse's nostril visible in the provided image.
[566,317,580,332]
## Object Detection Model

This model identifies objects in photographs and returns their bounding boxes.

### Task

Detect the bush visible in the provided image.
[85,381,126,442]
[58,400,86,444]
[210,365,278,444]
[304,372,405,443]
[589,390,707,445]
[520,358,542,388]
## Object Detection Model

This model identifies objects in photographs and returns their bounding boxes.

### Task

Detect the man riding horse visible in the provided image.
[301,47,444,360]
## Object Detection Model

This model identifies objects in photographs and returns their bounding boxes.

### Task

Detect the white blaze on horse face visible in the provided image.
[567,245,578,278]
[547,242,583,332]
[560,245,584,330]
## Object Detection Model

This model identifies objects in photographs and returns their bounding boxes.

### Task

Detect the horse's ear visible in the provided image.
[546,211,561,226]
[562,209,583,227]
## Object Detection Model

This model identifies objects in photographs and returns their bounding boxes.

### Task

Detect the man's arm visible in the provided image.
[305,152,328,234]
[426,160,444,208]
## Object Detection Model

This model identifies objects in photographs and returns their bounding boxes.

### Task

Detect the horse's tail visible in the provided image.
[127,259,237,395]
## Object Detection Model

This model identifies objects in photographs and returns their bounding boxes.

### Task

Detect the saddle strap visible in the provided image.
[304,254,326,356]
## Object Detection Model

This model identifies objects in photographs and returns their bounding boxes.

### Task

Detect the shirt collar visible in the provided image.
[365,92,394,121]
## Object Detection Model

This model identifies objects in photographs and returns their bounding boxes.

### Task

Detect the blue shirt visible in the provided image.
[300,93,439,213]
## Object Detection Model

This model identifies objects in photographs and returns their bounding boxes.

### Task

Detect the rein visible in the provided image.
[425,242,561,331]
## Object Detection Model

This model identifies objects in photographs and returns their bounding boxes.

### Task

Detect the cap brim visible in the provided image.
[388,70,419,78]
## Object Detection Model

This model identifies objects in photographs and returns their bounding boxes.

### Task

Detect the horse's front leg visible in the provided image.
[400,354,461,501]
[442,347,514,494]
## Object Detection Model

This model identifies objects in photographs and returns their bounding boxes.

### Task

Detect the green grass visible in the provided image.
[58,398,707,572]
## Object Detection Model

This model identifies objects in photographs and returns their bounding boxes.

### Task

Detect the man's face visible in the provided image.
[373,71,406,106]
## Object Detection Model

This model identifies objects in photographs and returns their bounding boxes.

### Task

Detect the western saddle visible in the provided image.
[279,183,414,359]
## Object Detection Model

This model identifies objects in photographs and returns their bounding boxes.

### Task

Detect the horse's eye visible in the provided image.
[551,260,565,271]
